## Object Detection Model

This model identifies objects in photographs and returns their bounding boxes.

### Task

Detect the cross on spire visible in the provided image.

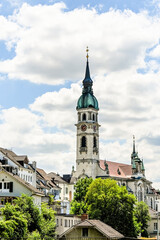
[86,46,89,61]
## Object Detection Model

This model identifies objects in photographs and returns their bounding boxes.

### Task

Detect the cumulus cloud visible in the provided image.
[0,107,75,174]
[0,3,160,84]
[0,3,160,187]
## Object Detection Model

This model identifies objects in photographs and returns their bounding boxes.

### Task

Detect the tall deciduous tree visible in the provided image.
[70,177,93,215]
[134,201,151,237]
[85,178,140,237]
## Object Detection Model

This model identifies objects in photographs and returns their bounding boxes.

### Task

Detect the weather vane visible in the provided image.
[86,46,89,60]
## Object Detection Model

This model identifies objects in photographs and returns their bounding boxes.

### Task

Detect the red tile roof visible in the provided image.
[99,160,132,178]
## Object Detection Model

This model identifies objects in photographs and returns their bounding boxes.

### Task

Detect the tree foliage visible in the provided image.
[70,177,93,215]
[40,202,56,239]
[85,178,140,237]
[0,203,28,239]
[0,194,56,240]
[134,201,151,237]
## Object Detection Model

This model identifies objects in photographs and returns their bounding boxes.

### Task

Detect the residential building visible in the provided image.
[58,219,124,240]
[0,167,43,208]
[55,213,81,237]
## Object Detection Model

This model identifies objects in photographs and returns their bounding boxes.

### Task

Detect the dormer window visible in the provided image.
[117,168,121,175]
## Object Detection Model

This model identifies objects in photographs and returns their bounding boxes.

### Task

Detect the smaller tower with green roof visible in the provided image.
[131,135,145,177]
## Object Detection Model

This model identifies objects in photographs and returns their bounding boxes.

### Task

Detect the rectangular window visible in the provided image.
[69,220,70,227]
[4,183,6,189]
[65,219,67,227]
[82,228,88,237]
[154,222,158,231]
[9,182,13,192]
[56,219,59,227]
[61,219,63,226]
[0,182,2,189]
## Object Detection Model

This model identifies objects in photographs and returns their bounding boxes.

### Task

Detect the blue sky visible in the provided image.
[1,0,160,188]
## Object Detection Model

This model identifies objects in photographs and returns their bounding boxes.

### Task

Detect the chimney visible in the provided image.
[81,214,88,221]
[32,161,36,170]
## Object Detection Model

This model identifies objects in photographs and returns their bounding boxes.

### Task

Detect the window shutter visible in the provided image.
[9,182,13,192]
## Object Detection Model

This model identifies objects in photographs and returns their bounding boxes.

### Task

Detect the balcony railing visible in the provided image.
[0,189,9,193]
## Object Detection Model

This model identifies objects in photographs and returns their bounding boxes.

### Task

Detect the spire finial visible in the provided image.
[133,135,135,153]
[86,46,89,61]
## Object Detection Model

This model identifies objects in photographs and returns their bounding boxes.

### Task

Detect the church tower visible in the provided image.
[75,48,100,179]
[131,135,145,177]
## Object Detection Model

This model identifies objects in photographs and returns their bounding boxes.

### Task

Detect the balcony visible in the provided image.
[80,147,87,153]
[0,189,9,193]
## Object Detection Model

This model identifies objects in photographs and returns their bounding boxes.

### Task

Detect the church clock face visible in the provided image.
[81,124,87,131]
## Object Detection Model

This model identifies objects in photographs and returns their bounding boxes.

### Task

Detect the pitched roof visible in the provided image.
[14,156,29,164]
[0,167,44,196]
[0,148,21,167]
[36,168,60,190]
[99,160,132,178]
[60,219,124,239]
[47,172,67,184]
[0,148,31,169]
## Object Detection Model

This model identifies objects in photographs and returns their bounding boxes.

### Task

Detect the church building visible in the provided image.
[72,50,158,212]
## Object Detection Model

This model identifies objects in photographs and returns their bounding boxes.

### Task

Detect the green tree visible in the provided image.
[0,194,56,240]
[39,202,56,239]
[134,201,151,237]
[27,230,41,240]
[70,177,93,215]
[14,194,41,233]
[0,203,28,240]
[85,178,140,237]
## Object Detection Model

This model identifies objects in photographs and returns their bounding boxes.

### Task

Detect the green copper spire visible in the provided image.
[141,159,145,171]
[77,48,99,110]
[131,135,138,161]
[132,159,136,169]
[83,53,93,87]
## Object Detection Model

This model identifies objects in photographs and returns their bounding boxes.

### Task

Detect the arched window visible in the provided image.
[78,113,81,121]
[96,114,98,122]
[81,136,86,147]
[93,137,97,148]
[92,114,95,121]
[82,113,86,121]
[138,186,143,202]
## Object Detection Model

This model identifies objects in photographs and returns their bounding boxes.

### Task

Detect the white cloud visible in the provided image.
[0,3,160,84]
[0,3,160,188]
[0,107,75,174]
[149,44,160,58]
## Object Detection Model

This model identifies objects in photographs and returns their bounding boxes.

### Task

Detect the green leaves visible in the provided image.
[70,177,93,215]
[134,201,151,237]
[71,178,144,237]
[85,178,139,237]
[0,203,28,240]
[0,194,56,240]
